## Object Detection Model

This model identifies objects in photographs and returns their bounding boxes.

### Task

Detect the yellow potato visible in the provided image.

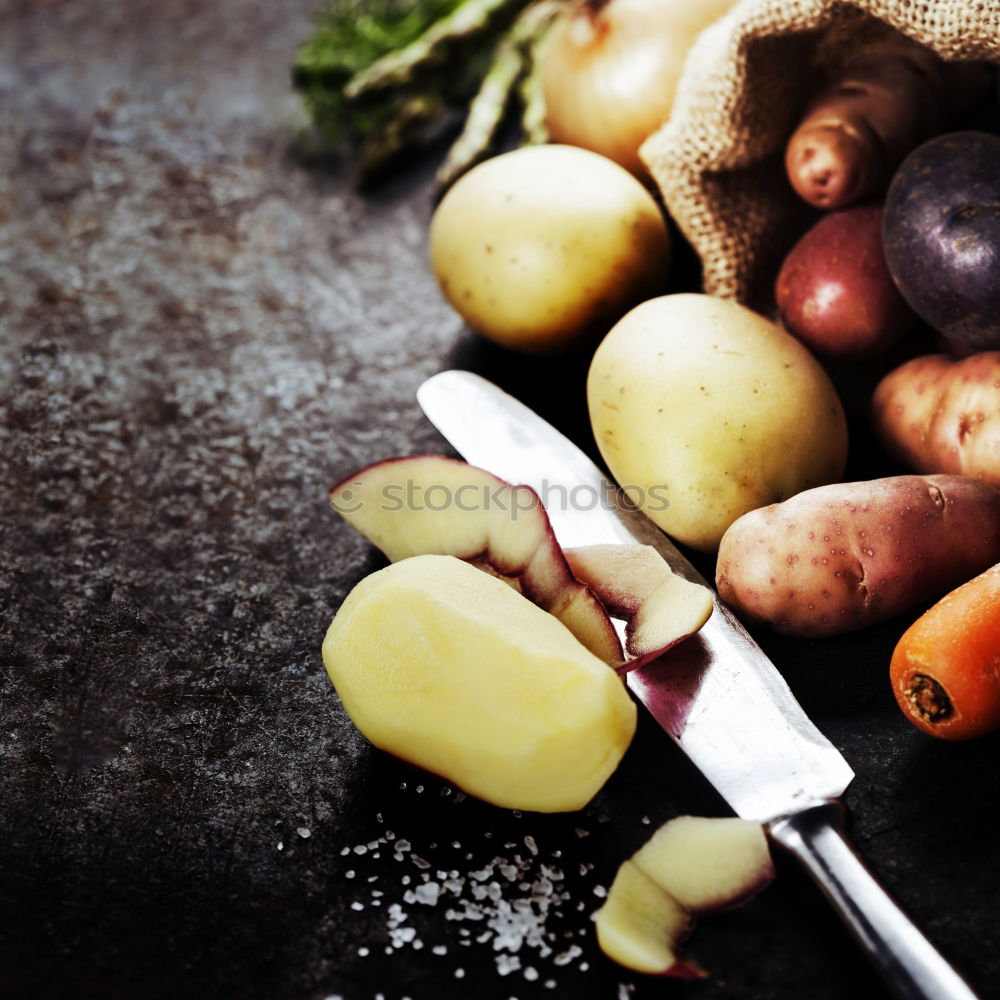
[587,293,848,551]
[322,554,637,812]
[429,144,670,355]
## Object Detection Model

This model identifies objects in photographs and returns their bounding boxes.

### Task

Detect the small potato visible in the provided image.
[775,203,913,358]
[873,353,1000,488]
[429,144,670,355]
[716,474,1000,637]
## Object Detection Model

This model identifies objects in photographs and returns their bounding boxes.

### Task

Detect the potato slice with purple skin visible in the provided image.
[631,816,775,914]
[564,544,714,669]
[330,455,624,666]
[594,861,703,978]
[596,816,774,977]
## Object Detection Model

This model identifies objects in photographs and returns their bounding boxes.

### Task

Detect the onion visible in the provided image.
[539,0,737,177]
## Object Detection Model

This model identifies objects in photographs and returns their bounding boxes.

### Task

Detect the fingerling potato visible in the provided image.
[716,474,1000,637]
[873,352,1000,488]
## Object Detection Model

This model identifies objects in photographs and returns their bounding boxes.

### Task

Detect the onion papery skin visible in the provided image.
[540,0,736,178]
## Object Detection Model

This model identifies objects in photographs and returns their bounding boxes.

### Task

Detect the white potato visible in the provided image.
[587,293,848,551]
[429,144,670,354]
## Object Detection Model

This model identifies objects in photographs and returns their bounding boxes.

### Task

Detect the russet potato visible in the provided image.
[322,553,637,812]
[429,144,670,355]
[587,293,848,551]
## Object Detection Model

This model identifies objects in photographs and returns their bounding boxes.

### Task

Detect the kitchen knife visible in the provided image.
[417,369,979,1000]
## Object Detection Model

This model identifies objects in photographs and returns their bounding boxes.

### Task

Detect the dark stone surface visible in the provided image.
[2,3,999,999]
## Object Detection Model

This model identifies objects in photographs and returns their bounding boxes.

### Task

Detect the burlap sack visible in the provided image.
[640,0,1000,311]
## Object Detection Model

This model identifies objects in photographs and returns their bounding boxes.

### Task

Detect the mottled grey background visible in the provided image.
[2,2,999,999]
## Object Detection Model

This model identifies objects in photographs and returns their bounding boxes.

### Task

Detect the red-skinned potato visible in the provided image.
[716,474,1000,638]
[775,203,914,358]
[872,353,1000,488]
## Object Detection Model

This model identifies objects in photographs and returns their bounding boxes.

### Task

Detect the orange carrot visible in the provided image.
[890,563,1000,740]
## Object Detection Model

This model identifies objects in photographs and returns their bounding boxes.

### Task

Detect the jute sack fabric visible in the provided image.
[640,0,1000,311]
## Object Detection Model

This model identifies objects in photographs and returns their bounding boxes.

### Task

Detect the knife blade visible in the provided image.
[417,369,979,1000]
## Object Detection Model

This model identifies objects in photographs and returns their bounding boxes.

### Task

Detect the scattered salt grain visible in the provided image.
[350,902,364,912]
[357,946,370,957]
[414,882,441,905]
[276,842,284,851]
[524,836,538,856]
[496,953,521,976]
[432,945,448,956]
[297,827,311,839]
[454,969,465,979]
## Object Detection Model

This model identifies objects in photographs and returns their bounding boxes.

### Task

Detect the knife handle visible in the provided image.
[768,801,978,1000]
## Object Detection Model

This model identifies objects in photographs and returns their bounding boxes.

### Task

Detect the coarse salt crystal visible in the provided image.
[414,882,440,905]
[496,954,521,976]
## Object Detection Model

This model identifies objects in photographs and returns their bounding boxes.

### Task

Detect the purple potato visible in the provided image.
[883,131,1000,352]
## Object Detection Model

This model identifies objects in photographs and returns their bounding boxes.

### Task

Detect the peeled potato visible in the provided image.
[322,554,637,812]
